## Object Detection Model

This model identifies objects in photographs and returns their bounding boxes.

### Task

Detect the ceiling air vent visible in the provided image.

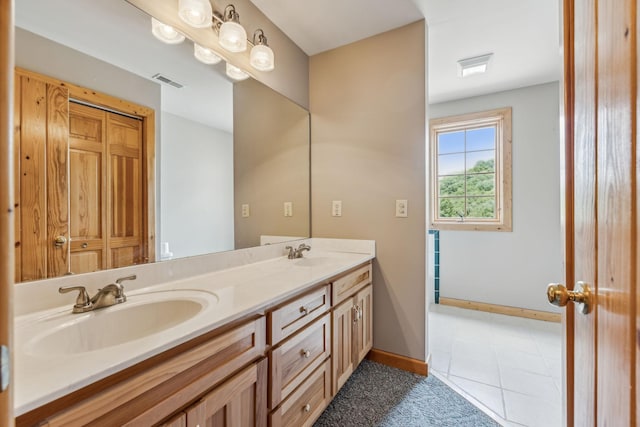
[151,73,184,88]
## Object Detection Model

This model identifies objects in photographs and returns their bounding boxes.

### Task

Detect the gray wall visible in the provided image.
[161,112,234,259]
[233,79,310,249]
[310,21,427,361]
[429,82,563,313]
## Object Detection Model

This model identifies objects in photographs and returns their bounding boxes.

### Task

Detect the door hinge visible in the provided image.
[0,345,8,392]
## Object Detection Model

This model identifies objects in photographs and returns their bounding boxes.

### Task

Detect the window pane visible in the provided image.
[467,196,495,218]
[466,127,495,151]
[438,153,465,175]
[466,150,495,173]
[439,175,465,196]
[466,173,495,196]
[439,197,465,218]
[438,131,464,154]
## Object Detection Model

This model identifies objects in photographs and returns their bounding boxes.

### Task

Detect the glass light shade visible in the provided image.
[178,0,212,28]
[226,63,249,81]
[219,21,247,52]
[151,18,185,44]
[250,44,275,71]
[194,43,222,64]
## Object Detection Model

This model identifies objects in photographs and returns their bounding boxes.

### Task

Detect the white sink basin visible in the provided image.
[21,290,218,356]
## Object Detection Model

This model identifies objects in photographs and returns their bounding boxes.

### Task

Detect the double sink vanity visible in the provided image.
[14,238,375,426]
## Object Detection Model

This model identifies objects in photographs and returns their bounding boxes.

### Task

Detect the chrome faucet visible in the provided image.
[59,275,136,313]
[285,243,311,259]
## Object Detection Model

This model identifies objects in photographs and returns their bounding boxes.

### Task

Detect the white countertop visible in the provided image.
[14,247,374,416]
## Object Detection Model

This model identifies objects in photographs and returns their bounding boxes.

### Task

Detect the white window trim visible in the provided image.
[429,107,512,232]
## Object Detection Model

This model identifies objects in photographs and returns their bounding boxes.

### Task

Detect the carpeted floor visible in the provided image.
[314,360,501,427]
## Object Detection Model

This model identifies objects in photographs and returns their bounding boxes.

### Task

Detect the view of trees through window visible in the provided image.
[437,126,496,219]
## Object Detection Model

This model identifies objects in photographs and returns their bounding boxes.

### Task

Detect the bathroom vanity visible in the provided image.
[13,239,374,427]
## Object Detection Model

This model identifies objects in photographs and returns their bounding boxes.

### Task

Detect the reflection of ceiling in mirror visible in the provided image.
[15,0,233,133]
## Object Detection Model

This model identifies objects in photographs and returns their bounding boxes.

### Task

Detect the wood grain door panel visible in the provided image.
[185,358,267,427]
[567,0,639,424]
[354,285,373,365]
[331,298,354,396]
[14,74,69,281]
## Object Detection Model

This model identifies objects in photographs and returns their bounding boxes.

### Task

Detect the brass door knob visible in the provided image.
[54,235,67,247]
[547,281,592,314]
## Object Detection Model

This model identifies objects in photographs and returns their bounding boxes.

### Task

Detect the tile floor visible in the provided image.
[428,304,562,427]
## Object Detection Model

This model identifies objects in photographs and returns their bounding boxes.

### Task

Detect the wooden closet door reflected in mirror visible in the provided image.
[14,69,152,282]
[69,102,144,274]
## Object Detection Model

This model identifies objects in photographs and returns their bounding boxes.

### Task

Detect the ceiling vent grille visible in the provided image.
[151,73,184,88]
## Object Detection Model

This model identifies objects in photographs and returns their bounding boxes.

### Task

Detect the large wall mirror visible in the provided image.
[13,0,310,283]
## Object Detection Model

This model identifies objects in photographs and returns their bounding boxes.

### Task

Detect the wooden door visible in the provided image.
[68,102,106,273]
[185,358,267,427]
[331,298,354,395]
[68,101,144,274]
[563,0,639,425]
[354,285,373,365]
[107,111,144,268]
[14,72,69,281]
[0,1,14,425]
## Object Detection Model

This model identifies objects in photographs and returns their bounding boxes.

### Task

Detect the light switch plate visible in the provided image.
[284,202,293,217]
[332,200,342,217]
[396,199,408,217]
[241,204,250,218]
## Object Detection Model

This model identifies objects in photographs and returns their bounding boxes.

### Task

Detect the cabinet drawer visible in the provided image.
[332,263,372,306]
[269,358,331,427]
[269,285,330,345]
[270,313,331,409]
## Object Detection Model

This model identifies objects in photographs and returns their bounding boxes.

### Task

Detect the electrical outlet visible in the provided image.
[241,204,250,218]
[332,200,342,217]
[396,199,408,217]
[284,202,293,217]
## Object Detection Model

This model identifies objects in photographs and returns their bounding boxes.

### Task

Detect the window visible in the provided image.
[429,107,512,231]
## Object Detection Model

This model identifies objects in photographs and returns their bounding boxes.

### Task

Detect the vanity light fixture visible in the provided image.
[194,43,222,64]
[250,29,275,72]
[151,17,185,44]
[226,63,250,81]
[178,0,212,28]
[218,5,247,53]
[457,53,493,77]
[148,2,276,79]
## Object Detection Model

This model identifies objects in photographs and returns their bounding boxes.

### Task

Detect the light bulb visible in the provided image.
[226,63,249,81]
[194,43,222,64]
[178,0,212,28]
[250,44,275,71]
[219,21,247,53]
[151,18,185,44]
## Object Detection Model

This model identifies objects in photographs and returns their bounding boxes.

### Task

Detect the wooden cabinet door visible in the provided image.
[186,358,267,427]
[354,285,373,365]
[161,413,186,427]
[14,72,69,281]
[331,298,355,396]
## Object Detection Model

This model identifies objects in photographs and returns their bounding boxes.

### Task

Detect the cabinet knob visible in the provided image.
[300,349,311,358]
[299,306,308,315]
[303,403,311,412]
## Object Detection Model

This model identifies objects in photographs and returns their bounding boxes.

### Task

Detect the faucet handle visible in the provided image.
[115,275,137,286]
[59,286,92,311]
[285,246,295,259]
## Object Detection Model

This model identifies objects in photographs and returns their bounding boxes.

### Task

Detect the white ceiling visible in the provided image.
[15,0,562,126]
[249,0,424,56]
[250,0,562,103]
